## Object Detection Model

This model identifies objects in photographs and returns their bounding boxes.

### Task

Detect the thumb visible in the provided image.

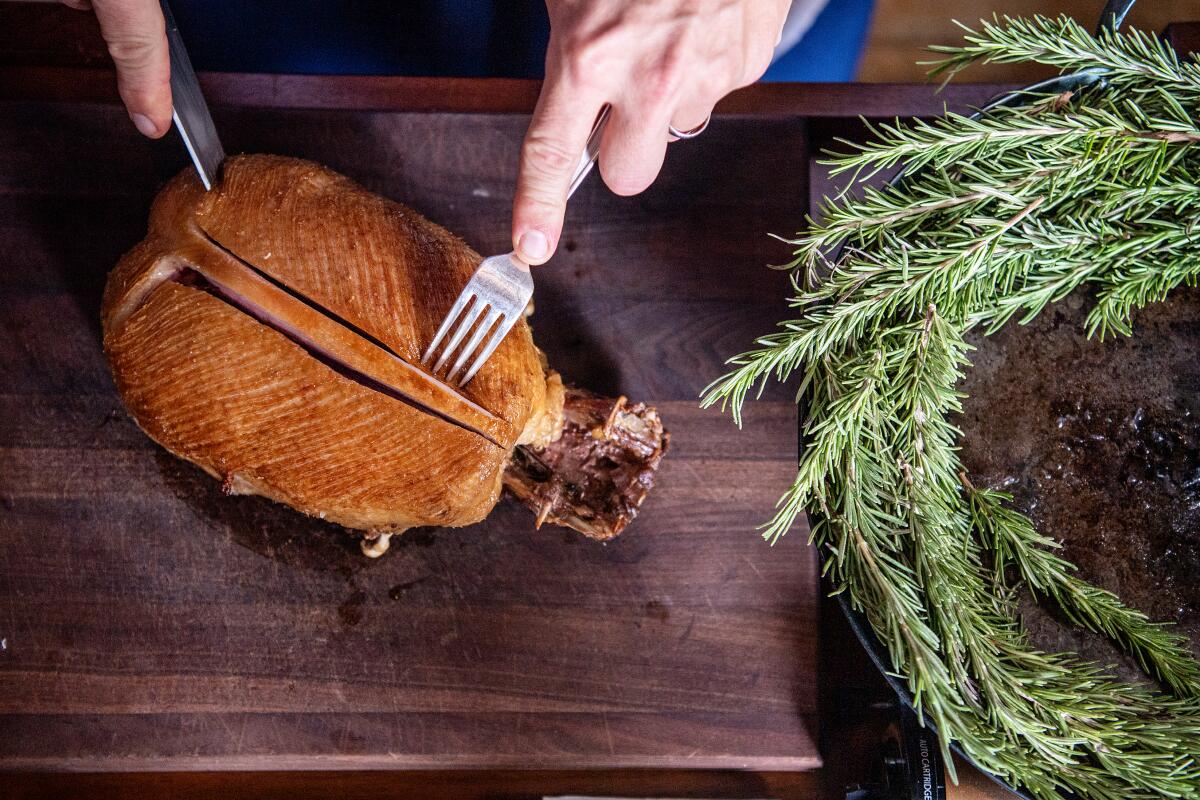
[512,79,602,266]
[90,0,172,138]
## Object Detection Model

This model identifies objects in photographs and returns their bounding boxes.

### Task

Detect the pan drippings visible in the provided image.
[959,286,1200,678]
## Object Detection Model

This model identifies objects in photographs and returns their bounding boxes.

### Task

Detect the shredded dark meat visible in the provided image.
[503,387,668,540]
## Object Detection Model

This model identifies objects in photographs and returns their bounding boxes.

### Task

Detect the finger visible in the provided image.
[59,0,94,11]
[512,77,605,265]
[597,100,671,197]
[92,0,172,138]
[668,98,715,141]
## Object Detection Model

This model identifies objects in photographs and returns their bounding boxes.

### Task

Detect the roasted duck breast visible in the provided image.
[102,155,665,553]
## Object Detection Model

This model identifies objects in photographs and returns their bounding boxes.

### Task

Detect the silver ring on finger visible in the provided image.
[668,115,711,140]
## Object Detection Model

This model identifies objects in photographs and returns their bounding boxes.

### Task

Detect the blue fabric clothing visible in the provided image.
[172,0,871,82]
[763,0,876,82]
[172,1,550,78]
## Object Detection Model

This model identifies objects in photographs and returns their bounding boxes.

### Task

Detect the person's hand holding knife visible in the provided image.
[64,0,792,264]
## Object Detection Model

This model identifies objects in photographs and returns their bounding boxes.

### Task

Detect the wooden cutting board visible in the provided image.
[0,79,826,771]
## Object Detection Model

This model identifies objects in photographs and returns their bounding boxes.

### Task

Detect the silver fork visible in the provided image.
[422,106,612,386]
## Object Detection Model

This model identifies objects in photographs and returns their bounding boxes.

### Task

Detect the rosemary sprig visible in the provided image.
[926,15,1200,92]
[704,15,1200,799]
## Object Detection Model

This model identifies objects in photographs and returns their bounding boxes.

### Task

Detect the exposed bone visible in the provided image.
[361,532,392,558]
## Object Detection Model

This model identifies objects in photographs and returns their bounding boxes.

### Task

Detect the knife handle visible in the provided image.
[566,105,611,201]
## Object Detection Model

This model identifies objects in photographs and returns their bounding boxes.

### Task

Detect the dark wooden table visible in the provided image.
[1,3,1138,797]
[2,91,824,772]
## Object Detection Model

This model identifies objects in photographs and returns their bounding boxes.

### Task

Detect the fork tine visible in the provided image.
[461,312,520,385]
[447,308,501,384]
[423,290,473,364]
[432,297,486,373]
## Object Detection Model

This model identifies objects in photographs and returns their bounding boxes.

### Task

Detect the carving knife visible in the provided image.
[160,0,225,190]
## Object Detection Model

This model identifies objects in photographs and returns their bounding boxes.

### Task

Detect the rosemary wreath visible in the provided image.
[703,16,1200,800]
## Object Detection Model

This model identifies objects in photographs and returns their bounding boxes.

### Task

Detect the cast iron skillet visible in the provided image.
[813,1,1139,796]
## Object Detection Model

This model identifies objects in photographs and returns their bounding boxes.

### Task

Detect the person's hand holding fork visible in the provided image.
[511,0,792,265]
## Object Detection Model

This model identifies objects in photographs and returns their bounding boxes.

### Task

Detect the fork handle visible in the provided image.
[566,105,612,200]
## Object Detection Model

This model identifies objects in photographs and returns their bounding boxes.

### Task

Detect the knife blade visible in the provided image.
[160,0,225,190]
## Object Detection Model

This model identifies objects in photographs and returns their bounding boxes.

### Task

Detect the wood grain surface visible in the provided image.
[2,768,825,800]
[0,87,821,770]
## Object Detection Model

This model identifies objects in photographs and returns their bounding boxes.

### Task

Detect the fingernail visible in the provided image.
[130,113,158,138]
[517,230,549,262]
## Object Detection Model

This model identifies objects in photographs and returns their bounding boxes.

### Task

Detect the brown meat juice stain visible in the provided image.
[957,286,1200,677]
[644,600,670,621]
[337,590,368,626]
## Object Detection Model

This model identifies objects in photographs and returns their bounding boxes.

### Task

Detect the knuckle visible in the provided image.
[641,55,685,108]
[561,35,612,90]
[516,195,557,216]
[105,35,160,72]
[521,134,578,179]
